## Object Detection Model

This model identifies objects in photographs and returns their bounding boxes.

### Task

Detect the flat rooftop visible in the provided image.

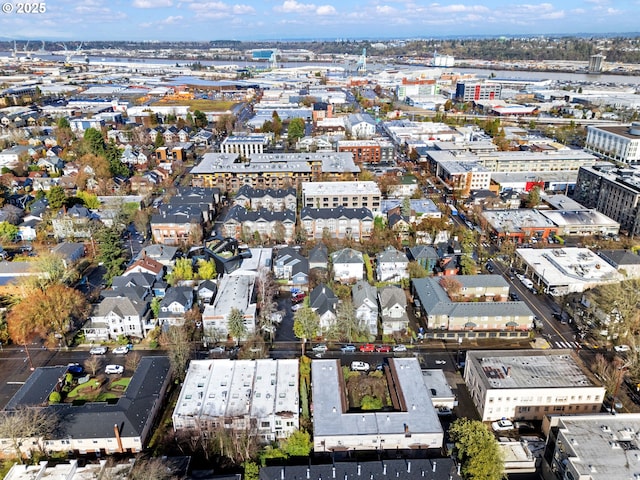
[482,209,557,233]
[540,209,620,228]
[590,124,640,140]
[302,181,381,196]
[467,350,598,390]
[516,247,623,287]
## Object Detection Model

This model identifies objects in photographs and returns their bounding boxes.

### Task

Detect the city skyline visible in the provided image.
[0,0,638,42]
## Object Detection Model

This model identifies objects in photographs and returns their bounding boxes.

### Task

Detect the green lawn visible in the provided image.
[66,377,131,402]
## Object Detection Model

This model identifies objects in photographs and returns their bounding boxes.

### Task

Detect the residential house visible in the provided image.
[36,156,64,175]
[120,145,148,166]
[376,246,409,282]
[110,272,156,299]
[197,280,217,304]
[309,283,338,332]
[192,129,214,146]
[51,205,96,240]
[378,285,409,334]
[84,295,152,341]
[388,214,411,241]
[50,242,85,267]
[331,248,364,283]
[135,245,180,268]
[345,113,376,139]
[352,280,378,336]
[300,206,373,241]
[308,243,329,271]
[273,247,309,286]
[17,216,40,241]
[124,256,164,281]
[388,175,419,198]
[222,206,296,243]
[158,286,194,327]
[407,245,439,273]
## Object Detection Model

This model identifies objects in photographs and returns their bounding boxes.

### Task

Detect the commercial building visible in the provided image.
[311,358,443,453]
[172,359,299,443]
[481,209,559,243]
[585,123,640,164]
[542,413,640,480]
[538,209,620,237]
[573,164,640,236]
[515,247,623,296]
[302,181,381,211]
[455,81,502,102]
[464,350,605,422]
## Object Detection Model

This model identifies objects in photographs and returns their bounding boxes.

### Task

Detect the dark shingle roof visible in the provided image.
[309,283,338,316]
[5,366,68,410]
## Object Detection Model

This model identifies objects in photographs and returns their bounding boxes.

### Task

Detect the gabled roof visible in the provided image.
[378,285,407,309]
[223,206,296,223]
[407,245,439,261]
[235,185,296,200]
[300,206,373,221]
[160,286,193,309]
[377,246,408,264]
[331,248,364,265]
[124,257,164,276]
[112,272,156,290]
[308,244,328,265]
[351,279,377,308]
[309,283,338,316]
[598,249,640,268]
[275,247,309,276]
[92,295,149,318]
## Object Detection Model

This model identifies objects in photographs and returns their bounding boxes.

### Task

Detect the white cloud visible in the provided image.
[233,4,256,14]
[274,0,317,13]
[132,0,173,8]
[316,5,336,15]
[375,5,398,14]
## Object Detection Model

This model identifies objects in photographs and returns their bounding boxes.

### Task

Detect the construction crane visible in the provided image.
[269,49,280,70]
[355,48,367,74]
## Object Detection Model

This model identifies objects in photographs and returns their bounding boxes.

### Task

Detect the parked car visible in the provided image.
[437,406,452,417]
[312,344,328,353]
[291,304,303,312]
[360,343,375,353]
[510,292,520,301]
[341,344,356,353]
[392,344,407,352]
[112,345,129,355]
[89,346,108,355]
[105,365,124,375]
[435,360,446,365]
[291,292,307,303]
[67,363,84,375]
[350,361,370,372]
[209,345,226,354]
[514,421,535,432]
[376,345,391,353]
[491,419,514,431]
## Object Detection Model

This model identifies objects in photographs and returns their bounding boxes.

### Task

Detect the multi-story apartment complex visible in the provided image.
[434,160,491,196]
[190,152,359,193]
[573,164,640,236]
[455,81,502,102]
[337,139,394,164]
[302,181,381,210]
[585,123,640,164]
[464,350,605,422]
[220,133,270,156]
[300,206,374,240]
[172,359,299,443]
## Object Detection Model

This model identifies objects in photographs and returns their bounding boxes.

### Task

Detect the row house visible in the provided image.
[221,206,296,243]
[151,209,203,246]
[233,185,297,211]
[300,206,373,241]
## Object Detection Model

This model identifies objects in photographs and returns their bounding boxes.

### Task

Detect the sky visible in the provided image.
[0,0,639,42]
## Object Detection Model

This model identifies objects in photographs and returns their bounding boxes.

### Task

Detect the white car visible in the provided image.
[435,360,447,365]
[112,346,129,355]
[291,304,303,312]
[350,361,370,372]
[615,344,631,352]
[312,344,328,353]
[105,365,124,375]
[392,345,407,352]
[89,346,108,355]
[491,419,514,432]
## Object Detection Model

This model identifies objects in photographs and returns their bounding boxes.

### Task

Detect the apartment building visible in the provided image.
[302,181,381,211]
[464,350,605,422]
[585,123,640,164]
[337,139,394,164]
[455,81,502,102]
[172,359,299,443]
[221,134,271,156]
[300,206,374,240]
[573,164,640,236]
[201,274,256,340]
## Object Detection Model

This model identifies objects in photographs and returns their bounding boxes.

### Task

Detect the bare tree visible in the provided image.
[0,407,58,462]
[160,325,194,382]
[84,355,104,376]
[129,456,178,480]
[125,351,142,373]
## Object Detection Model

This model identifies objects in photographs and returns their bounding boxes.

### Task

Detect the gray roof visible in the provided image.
[331,248,364,265]
[5,366,68,410]
[377,246,408,264]
[308,244,328,266]
[300,206,373,221]
[135,245,180,264]
[275,248,308,277]
[309,283,338,316]
[598,249,640,267]
[235,185,296,200]
[351,279,377,308]
[92,295,149,318]
[378,285,407,309]
[112,272,155,290]
[160,286,193,310]
[223,205,295,224]
[260,459,461,480]
[407,245,439,261]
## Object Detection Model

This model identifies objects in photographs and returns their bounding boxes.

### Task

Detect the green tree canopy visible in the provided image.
[293,306,320,354]
[227,307,247,344]
[197,259,217,280]
[287,118,306,143]
[168,257,194,285]
[46,185,67,210]
[95,227,126,284]
[449,418,504,480]
[83,127,105,156]
[75,190,100,209]
[283,429,312,457]
[0,222,18,243]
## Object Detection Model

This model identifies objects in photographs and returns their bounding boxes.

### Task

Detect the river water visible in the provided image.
[4,51,640,85]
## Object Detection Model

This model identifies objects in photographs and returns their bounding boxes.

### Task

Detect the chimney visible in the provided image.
[113,424,124,453]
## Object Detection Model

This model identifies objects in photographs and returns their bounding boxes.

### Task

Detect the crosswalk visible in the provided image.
[555,341,582,349]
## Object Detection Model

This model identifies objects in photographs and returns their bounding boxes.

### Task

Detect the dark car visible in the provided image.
[67,363,84,375]
[510,292,520,301]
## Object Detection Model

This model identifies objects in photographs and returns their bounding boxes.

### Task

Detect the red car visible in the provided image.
[291,292,307,303]
[359,343,375,353]
[376,345,391,353]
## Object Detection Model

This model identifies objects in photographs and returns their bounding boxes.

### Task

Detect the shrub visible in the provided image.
[49,391,62,404]
[361,395,383,410]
